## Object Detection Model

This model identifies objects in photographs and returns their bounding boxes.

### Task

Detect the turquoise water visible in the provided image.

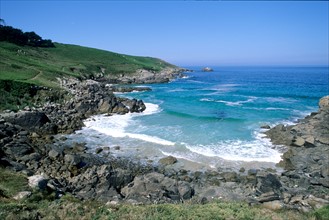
[70,66,328,166]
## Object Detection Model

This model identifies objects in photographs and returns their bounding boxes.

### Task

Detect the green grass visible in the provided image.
[0,41,177,88]
[0,41,176,111]
[0,167,29,198]
[0,168,325,220]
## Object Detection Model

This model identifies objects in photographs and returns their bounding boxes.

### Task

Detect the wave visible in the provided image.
[82,103,174,146]
[243,107,291,111]
[200,97,257,106]
[182,131,283,163]
[264,97,297,103]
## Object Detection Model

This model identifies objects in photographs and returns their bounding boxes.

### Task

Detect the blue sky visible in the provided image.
[1,1,328,67]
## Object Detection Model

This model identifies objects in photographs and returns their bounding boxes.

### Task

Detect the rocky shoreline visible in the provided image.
[1,74,328,212]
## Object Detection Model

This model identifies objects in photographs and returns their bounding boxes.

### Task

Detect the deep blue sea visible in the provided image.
[67,66,329,168]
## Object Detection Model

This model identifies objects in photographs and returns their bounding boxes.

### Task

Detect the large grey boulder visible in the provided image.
[2,111,50,131]
[121,172,194,203]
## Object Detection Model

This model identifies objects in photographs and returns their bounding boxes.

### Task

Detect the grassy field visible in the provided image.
[1,167,328,220]
[0,41,176,88]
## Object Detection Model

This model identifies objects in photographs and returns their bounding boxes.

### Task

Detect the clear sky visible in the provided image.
[1,1,328,67]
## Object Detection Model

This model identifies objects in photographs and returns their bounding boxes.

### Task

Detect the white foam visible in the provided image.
[200,97,257,106]
[82,103,174,146]
[201,97,257,106]
[183,131,283,163]
[265,97,297,103]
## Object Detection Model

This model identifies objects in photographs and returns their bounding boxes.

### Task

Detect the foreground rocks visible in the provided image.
[263,96,329,211]
[1,79,328,212]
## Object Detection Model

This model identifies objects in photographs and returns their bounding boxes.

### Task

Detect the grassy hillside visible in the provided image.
[0,41,177,111]
[0,41,176,88]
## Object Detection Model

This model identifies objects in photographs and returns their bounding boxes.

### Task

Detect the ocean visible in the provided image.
[64,66,329,170]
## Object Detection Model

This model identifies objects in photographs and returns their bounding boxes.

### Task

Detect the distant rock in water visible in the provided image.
[202,67,213,72]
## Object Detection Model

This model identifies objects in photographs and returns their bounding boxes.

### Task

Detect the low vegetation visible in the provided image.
[0,23,176,111]
[0,168,328,220]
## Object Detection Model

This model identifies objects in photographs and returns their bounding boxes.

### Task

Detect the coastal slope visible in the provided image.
[0,41,183,111]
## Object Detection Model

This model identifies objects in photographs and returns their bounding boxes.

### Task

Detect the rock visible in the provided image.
[72,142,87,152]
[95,185,122,203]
[95,148,103,154]
[321,164,329,178]
[31,132,40,138]
[178,181,194,200]
[64,154,81,166]
[202,67,213,72]
[48,149,60,159]
[290,195,304,204]
[257,192,280,203]
[109,168,133,189]
[13,191,32,200]
[3,141,33,159]
[111,86,152,93]
[265,124,293,146]
[256,173,282,195]
[261,125,271,129]
[239,167,246,173]
[121,172,194,203]
[304,136,316,148]
[159,156,178,166]
[262,200,283,210]
[113,146,120,150]
[319,96,329,111]
[28,175,47,190]
[305,195,329,209]
[2,111,50,132]
[292,136,305,147]
[221,172,239,182]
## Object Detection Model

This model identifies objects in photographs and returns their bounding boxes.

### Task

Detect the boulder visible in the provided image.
[159,156,178,166]
[256,173,282,196]
[48,149,61,159]
[292,136,305,147]
[305,195,329,210]
[28,175,48,190]
[13,191,32,200]
[121,172,194,203]
[3,141,33,159]
[262,200,283,211]
[2,111,50,131]
[64,154,81,166]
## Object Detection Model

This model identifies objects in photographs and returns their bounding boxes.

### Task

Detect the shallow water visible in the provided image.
[64,66,329,170]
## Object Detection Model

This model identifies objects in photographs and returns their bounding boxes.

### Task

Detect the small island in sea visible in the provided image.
[202,67,214,72]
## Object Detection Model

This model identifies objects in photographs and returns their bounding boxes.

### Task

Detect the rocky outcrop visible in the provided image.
[121,172,194,204]
[109,86,152,93]
[38,79,147,133]
[106,67,185,84]
[262,96,329,211]
[265,96,329,187]
[202,67,213,72]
